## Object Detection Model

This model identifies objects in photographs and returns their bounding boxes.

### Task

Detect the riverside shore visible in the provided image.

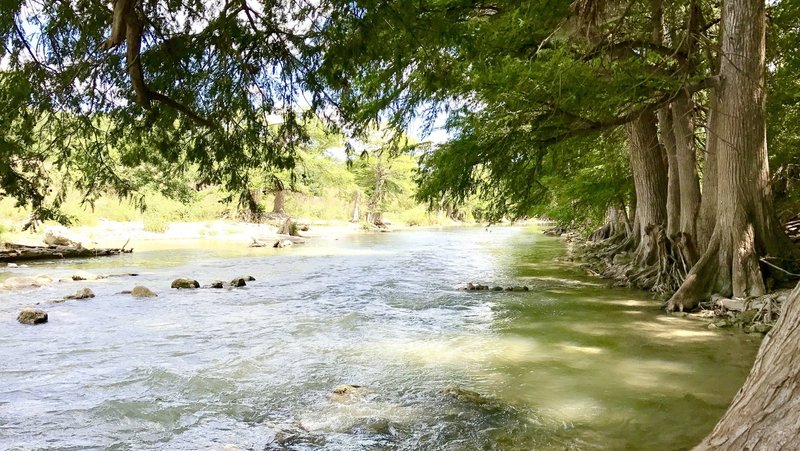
[1,218,369,252]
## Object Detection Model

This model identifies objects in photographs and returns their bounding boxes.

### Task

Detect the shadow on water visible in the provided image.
[0,227,760,450]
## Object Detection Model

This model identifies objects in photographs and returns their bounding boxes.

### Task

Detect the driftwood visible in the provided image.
[0,242,133,262]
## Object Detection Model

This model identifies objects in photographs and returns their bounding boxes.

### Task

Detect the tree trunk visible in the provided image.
[626,111,668,266]
[694,284,800,450]
[272,190,286,215]
[350,190,361,222]
[672,91,702,244]
[272,179,286,216]
[696,92,719,253]
[667,0,794,312]
[659,108,682,238]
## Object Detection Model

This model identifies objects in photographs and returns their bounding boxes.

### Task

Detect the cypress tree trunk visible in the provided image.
[694,284,800,449]
[667,0,794,312]
[696,92,719,254]
[272,179,287,216]
[672,92,701,239]
[659,108,682,238]
[626,111,668,266]
[272,189,286,215]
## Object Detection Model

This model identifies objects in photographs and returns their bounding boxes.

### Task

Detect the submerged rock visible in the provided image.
[747,323,773,334]
[332,384,366,395]
[18,308,48,325]
[64,287,95,300]
[230,277,247,288]
[442,386,491,405]
[131,286,157,298]
[491,286,504,291]
[330,384,370,402]
[171,278,200,289]
[208,281,226,289]
[2,275,55,289]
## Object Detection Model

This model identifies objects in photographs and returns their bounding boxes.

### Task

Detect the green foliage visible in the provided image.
[142,213,170,233]
[768,0,800,220]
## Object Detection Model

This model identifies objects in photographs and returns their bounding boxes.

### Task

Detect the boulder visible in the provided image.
[131,286,157,298]
[171,278,199,289]
[273,239,294,248]
[511,286,529,292]
[238,275,256,281]
[715,297,746,312]
[208,281,225,289]
[43,230,79,247]
[18,308,48,325]
[230,277,247,288]
[64,287,95,300]
[491,286,504,291]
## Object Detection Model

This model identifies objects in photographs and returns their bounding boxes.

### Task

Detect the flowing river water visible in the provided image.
[0,226,760,450]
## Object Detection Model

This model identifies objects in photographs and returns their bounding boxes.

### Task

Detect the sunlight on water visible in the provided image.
[0,226,761,450]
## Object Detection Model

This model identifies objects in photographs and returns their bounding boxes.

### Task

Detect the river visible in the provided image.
[0,226,761,450]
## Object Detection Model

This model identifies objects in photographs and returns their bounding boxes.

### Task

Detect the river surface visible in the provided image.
[0,226,761,450]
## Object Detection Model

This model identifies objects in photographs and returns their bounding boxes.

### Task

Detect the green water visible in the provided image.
[0,226,760,450]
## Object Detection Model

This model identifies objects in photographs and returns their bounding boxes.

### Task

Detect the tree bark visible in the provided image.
[667,0,794,312]
[350,190,361,222]
[672,91,702,245]
[659,107,682,238]
[272,189,286,215]
[694,284,800,450]
[626,111,668,266]
[696,92,719,253]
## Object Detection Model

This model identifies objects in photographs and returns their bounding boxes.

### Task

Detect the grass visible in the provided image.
[0,184,477,235]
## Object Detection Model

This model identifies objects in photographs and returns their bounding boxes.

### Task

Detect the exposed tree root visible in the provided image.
[578,223,696,298]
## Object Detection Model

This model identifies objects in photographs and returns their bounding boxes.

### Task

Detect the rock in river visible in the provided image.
[18,308,48,325]
[208,281,226,289]
[64,287,95,300]
[330,384,370,402]
[230,277,247,288]
[71,271,103,281]
[171,278,200,289]
[131,286,157,298]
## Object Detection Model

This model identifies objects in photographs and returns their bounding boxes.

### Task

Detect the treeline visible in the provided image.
[0,123,484,230]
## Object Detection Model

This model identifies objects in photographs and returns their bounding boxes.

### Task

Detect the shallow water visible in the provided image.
[0,227,760,450]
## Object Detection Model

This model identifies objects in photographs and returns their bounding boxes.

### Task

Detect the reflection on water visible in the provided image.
[0,227,760,450]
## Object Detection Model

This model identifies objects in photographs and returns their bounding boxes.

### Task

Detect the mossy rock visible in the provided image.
[737,310,757,326]
[18,308,48,325]
[64,287,95,300]
[131,286,157,298]
[171,278,199,289]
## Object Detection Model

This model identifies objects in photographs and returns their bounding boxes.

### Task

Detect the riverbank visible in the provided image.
[1,219,368,252]
[546,226,790,335]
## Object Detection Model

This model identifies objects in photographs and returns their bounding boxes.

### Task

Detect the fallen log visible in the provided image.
[0,242,133,262]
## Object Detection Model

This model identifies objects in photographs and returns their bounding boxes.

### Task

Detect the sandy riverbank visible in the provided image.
[2,219,368,252]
